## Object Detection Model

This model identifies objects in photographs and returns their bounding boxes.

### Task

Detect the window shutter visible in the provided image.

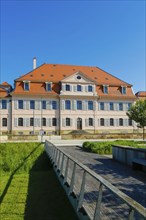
[26,118,30,127]
[70,85,72,92]
[48,100,52,110]
[72,100,76,110]
[81,85,83,92]
[14,118,17,127]
[114,103,118,111]
[61,100,65,110]
[123,103,127,111]
[62,84,65,91]
[73,85,76,92]
[105,103,108,111]
[23,101,26,110]
[14,100,18,110]
[62,119,65,127]
[85,119,88,127]
[37,118,41,127]
[34,118,37,127]
[93,101,96,111]
[115,119,119,126]
[70,119,73,127]
[0,100,1,109]
[46,101,50,110]
[83,101,86,111]
[85,85,88,92]
[48,118,52,127]
[93,119,95,126]
[38,101,41,110]
[26,101,30,110]
[123,119,127,126]
[93,86,96,93]
[23,118,26,127]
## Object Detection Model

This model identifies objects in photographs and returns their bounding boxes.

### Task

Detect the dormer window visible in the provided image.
[24,81,30,91]
[46,82,52,92]
[77,85,82,92]
[121,86,126,94]
[103,85,108,94]
[66,84,70,91]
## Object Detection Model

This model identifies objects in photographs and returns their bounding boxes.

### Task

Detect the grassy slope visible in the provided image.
[0,143,78,220]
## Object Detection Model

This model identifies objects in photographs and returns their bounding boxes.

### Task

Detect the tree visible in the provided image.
[126,100,146,140]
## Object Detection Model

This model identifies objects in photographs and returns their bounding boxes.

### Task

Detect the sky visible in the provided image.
[0,0,146,93]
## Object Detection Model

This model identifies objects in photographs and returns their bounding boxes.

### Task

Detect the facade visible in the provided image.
[0,61,138,135]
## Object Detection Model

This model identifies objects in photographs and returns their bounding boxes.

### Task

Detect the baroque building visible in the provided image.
[0,59,141,135]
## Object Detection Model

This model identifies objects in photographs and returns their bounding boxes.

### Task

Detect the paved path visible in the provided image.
[59,145,146,208]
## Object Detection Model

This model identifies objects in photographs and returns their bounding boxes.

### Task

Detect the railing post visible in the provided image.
[54,149,58,167]
[57,150,61,171]
[93,182,103,220]
[60,153,64,177]
[69,162,76,195]
[128,208,134,220]
[77,171,86,211]
[52,147,56,163]
[63,157,69,184]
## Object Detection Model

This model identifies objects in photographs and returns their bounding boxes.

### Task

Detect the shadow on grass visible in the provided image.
[24,151,78,220]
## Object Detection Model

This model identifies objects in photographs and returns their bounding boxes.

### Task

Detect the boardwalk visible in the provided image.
[59,145,146,208]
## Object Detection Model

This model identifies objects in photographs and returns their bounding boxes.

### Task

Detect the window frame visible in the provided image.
[18,100,23,109]
[88,85,93,92]
[100,118,105,126]
[88,101,93,110]
[2,118,7,127]
[128,119,132,126]
[46,82,52,92]
[42,100,46,109]
[52,118,57,126]
[100,102,104,110]
[103,85,108,94]
[18,117,23,126]
[66,84,70,91]
[65,100,71,110]
[89,118,93,126]
[30,118,34,126]
[52,101,57,110]
[121,86,126,94]
[24,82,30,91]
[77,100,82,110]
[110,102,114,110]
[66,118,71,126]
[77,85,82,92]
[30,100,35,109]
[42,118,46,126]
[119,118,123,126]
[110,118,114,126]
[2,100,7,109]
[119,103,123,111]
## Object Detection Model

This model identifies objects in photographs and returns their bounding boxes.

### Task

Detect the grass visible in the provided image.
[0,142,78,220]
[82,140,146,155]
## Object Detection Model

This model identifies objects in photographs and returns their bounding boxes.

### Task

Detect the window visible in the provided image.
[88,101,93,110]
[77,85,82,92]
[2,100,7,109]
[100,102,104,110]
[66,84,70,91]
[121,86,126,94]
[2,118,7,127]
[18,100,23,109]
[100,118,104,126]
[42,118,46,126]
[18,118,23,126]
[89,118,93,126]
[52,101,57,110]
[110,118,114,126]
[77,75,81,80]
[65,100,71,110]
[119,118,123,126]
[30,118,34,126]
[128,119,132,126]
[77,101,82,110]
[110,102,114,110]
[119,103,123,111]
[42,101,46,109]
[128,103,132,110]
[30,100,35,109]
[103,85,108,94]
[24,82,29,91]
[46,83,51,92]
[66,118,71,126]
[88,85,93,92]
[52,118,57,126]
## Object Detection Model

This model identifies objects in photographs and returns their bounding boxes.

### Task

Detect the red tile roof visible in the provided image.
[135,91,146,100]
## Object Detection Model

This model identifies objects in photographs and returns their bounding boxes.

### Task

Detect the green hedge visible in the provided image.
[82,140,146,155]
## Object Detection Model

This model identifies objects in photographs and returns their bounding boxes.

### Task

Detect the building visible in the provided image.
[0,59,138,135]
[135,91,146,100]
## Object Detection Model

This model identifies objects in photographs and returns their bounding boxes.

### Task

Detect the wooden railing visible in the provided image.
[45,140,146,220]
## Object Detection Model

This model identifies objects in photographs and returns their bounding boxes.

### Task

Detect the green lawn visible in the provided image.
[0,142,78,220]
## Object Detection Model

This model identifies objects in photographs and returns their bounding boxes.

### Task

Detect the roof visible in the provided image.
[15,63,132,86]
[135,91,146,97]
[0,82,12,98]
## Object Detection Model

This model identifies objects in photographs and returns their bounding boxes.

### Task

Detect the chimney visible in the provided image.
[33,57,36,69]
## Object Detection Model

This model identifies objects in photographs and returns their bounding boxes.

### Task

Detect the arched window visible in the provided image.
[66,118,71,126]
[89,118,93,126]
[30,118,34,126]
[119,118,123,126]
[100,118,104,126]
[42,118,46,126]
[110,118,114,126]
[18,118,23,126]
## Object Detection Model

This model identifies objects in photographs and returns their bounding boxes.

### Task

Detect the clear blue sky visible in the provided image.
[1,0,145,93]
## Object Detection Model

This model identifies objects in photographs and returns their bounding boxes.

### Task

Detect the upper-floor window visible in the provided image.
[18,117,23,126]
[2,100,7,109]
[30,118,34,126]
[65,100,71,110]
[121,86,126,94]
[52,101,57,110]
[100,118,104,126]
[2,118,7,127]
[42,101,46,109]
[88,101,93,110]
[66,118,71,126]
[100,102,104,110]
[77,85,82,92]
[66,84,70,91]
[30,100,35,109]
[103,85,108,94]
[46,82,52,92]
[110,118,114,126]
[77,101,82,110]
[24,82,29,91]
[52,118,57,126]
[110,102,114,110]
[18,100,23,109]
[89,118,93,126]
[119,118,123,126]
[88,85,93,92]
[127,103,132,110]
[42,118,46,126]
[119,103,123,111]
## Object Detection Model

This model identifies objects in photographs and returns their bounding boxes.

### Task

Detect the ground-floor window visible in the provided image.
[119,118,123,126]
[66,118,71,126]
[30,118,34,126]
[100,118,104,126]
[89,118,93,126]
[42,118,46,126]
[128,119,132,126]
[52,118,57,126]
[110,118,114,126]
[18,118,23,126]
[2,118,7,127]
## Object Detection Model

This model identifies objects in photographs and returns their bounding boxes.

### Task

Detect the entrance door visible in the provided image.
[77,118,82,130]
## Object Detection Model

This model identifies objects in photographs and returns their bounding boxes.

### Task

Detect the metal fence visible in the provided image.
[45,140,146,220]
